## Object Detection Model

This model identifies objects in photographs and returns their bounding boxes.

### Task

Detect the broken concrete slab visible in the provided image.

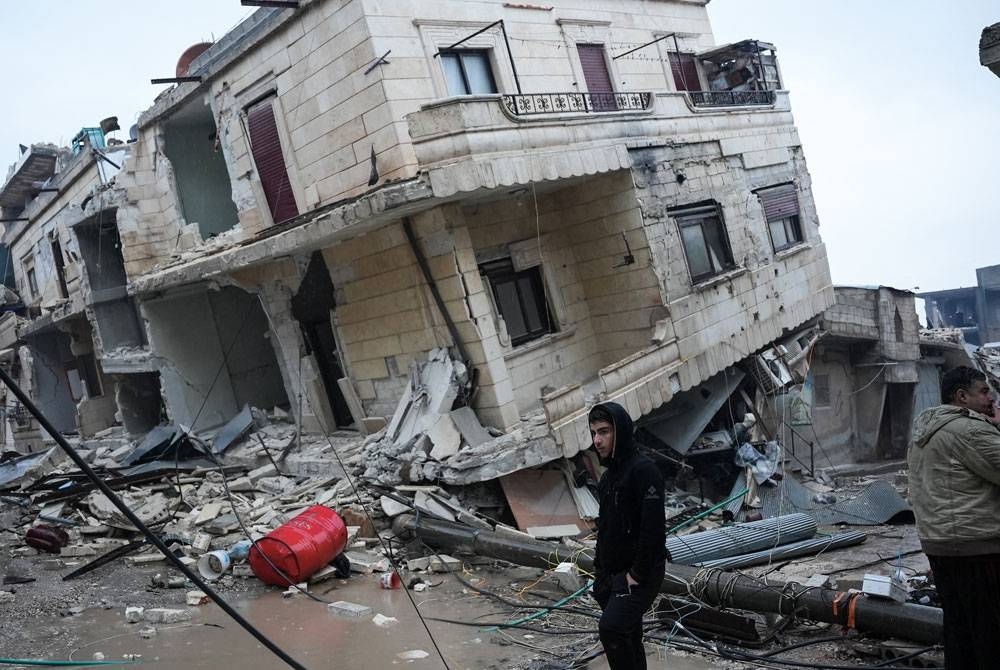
[344,550,389,573]
[143,608,192,624]
[427,413,462,461]
[124,606,144,623]
[449,407,492,448]
[380,495,411,517]
[327,601,372,618]
[526,525,583,539]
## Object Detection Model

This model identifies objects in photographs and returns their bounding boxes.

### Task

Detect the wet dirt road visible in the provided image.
[2,567,725,670]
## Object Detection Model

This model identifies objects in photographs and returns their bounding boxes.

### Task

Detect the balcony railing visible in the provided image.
[502,92,652,116]
[688,90,776,107]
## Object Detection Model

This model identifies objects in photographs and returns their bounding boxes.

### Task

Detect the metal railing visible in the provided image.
[688,90,776,107]
[502,91,652,116]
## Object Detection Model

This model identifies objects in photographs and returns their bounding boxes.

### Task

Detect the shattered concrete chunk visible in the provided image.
[143,608,192,624]
[327,600,372,618]
[124,606,144,623]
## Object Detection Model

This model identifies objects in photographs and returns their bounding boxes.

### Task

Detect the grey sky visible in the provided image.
[3,1,997,294]
[710,0,1000,293]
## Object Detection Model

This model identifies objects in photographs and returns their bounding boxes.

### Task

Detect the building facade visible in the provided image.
[0,0,834,472]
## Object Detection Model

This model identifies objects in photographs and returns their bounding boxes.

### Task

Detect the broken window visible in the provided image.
[758,184,803,252]
[246,97,299,224]
[440,50,498,95]
[50,238,68,299]
[480,258,554,347]
[668,52,700,92]
[671,203,736,283]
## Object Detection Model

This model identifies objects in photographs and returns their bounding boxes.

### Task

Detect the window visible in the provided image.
[757,184,803,252]
[813,373,831,408]
[671,203,736,283]
[668,52,700,92]
[480,258,554,346]
[440,50,497,96]
[246,98,299,224]
[21,254,37,299]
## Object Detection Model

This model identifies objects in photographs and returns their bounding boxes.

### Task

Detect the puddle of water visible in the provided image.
[20,574,724,670]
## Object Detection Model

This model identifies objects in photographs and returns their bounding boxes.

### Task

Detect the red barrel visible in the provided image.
[25,525,69,554]
[249,505,348,586]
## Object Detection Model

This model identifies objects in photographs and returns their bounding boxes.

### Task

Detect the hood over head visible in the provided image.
[912,404,973,448]
[589,401,635,466]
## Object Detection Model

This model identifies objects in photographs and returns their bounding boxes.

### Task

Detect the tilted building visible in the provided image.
[0,0,833,475]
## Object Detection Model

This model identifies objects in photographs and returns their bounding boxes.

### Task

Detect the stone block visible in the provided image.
[327,601,372,618]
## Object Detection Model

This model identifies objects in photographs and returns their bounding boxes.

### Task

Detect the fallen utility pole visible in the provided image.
[393,514,942,645]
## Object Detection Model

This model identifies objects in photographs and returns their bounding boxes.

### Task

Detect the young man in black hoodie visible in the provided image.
[589,401,666,670]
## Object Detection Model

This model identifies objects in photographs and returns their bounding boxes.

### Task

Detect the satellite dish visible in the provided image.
[129,124,139,142]
[176,42,213,77]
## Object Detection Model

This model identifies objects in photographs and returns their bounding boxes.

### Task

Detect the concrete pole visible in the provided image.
[393,514,942,645]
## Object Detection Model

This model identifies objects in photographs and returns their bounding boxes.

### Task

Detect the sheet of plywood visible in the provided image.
[500,469,589,533]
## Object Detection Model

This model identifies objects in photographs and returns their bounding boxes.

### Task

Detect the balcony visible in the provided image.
[501,91,653,116]
[688,90,776,108]
[407,90,792,198]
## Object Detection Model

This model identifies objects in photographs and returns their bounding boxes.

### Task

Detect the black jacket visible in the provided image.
[593,402,666,587]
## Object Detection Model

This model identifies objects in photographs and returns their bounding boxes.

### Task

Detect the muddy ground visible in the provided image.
[0,518,937,670]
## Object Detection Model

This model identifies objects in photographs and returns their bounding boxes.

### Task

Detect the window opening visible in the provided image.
[245,98,299,224]
[481,258,554,346]
[440,50,498,95]
[758,184,803,252]
[50,238,68,299]
[671,203,736,282]
[813,373,831,408]
[668,52,700,92]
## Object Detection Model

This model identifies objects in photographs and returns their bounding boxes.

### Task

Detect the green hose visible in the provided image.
[481,579,595,632]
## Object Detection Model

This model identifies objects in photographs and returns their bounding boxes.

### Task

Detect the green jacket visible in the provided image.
[909,405,1000,556]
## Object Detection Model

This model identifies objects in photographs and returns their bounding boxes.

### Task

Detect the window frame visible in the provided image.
[480,258,555,347]
[757,184,804,253]
[439,49,498,96]
[21,254,37,299]
[671,202,737,284]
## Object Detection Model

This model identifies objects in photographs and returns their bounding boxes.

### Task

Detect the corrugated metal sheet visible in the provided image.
[696,531,867,570]
[666,513,816,565]
[725,472,913,526]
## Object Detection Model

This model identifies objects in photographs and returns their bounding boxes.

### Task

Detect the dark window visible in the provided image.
[671,203,736,283]
[813,373,831,408]
[669,52,700,92]
[440,50,498,95]
[246,98,299,224]
[894,308,905,343]
[758,184,803,252]
[481,259,554,346]
[50,239,68,299]
[23,257,37,298]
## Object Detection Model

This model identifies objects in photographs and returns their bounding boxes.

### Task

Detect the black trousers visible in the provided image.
[594,572,660,670]
[927,553,1000,670]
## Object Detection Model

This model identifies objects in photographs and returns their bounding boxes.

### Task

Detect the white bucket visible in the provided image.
[197,550,231,580]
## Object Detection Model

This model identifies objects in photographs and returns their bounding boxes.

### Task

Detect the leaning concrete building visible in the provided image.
[0,0,834,474]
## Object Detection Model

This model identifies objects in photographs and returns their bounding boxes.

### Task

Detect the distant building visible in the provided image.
[920,263,1000,347]
[981,21,1000,78]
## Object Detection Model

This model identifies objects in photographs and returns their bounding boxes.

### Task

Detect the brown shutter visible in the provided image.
[669,53,700,92]
[246,100,299,224]
[577,44,618,111]
[758,184,799,221]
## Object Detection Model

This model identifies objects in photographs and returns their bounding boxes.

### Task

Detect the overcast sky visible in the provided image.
[2,1,998,293]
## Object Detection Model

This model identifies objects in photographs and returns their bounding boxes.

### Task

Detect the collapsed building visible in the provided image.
[919,262,1000,346]
[0,0,834,484]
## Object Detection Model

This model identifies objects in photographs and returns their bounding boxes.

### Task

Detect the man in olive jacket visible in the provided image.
[909,366,1000,669]
[590,401,665,670]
